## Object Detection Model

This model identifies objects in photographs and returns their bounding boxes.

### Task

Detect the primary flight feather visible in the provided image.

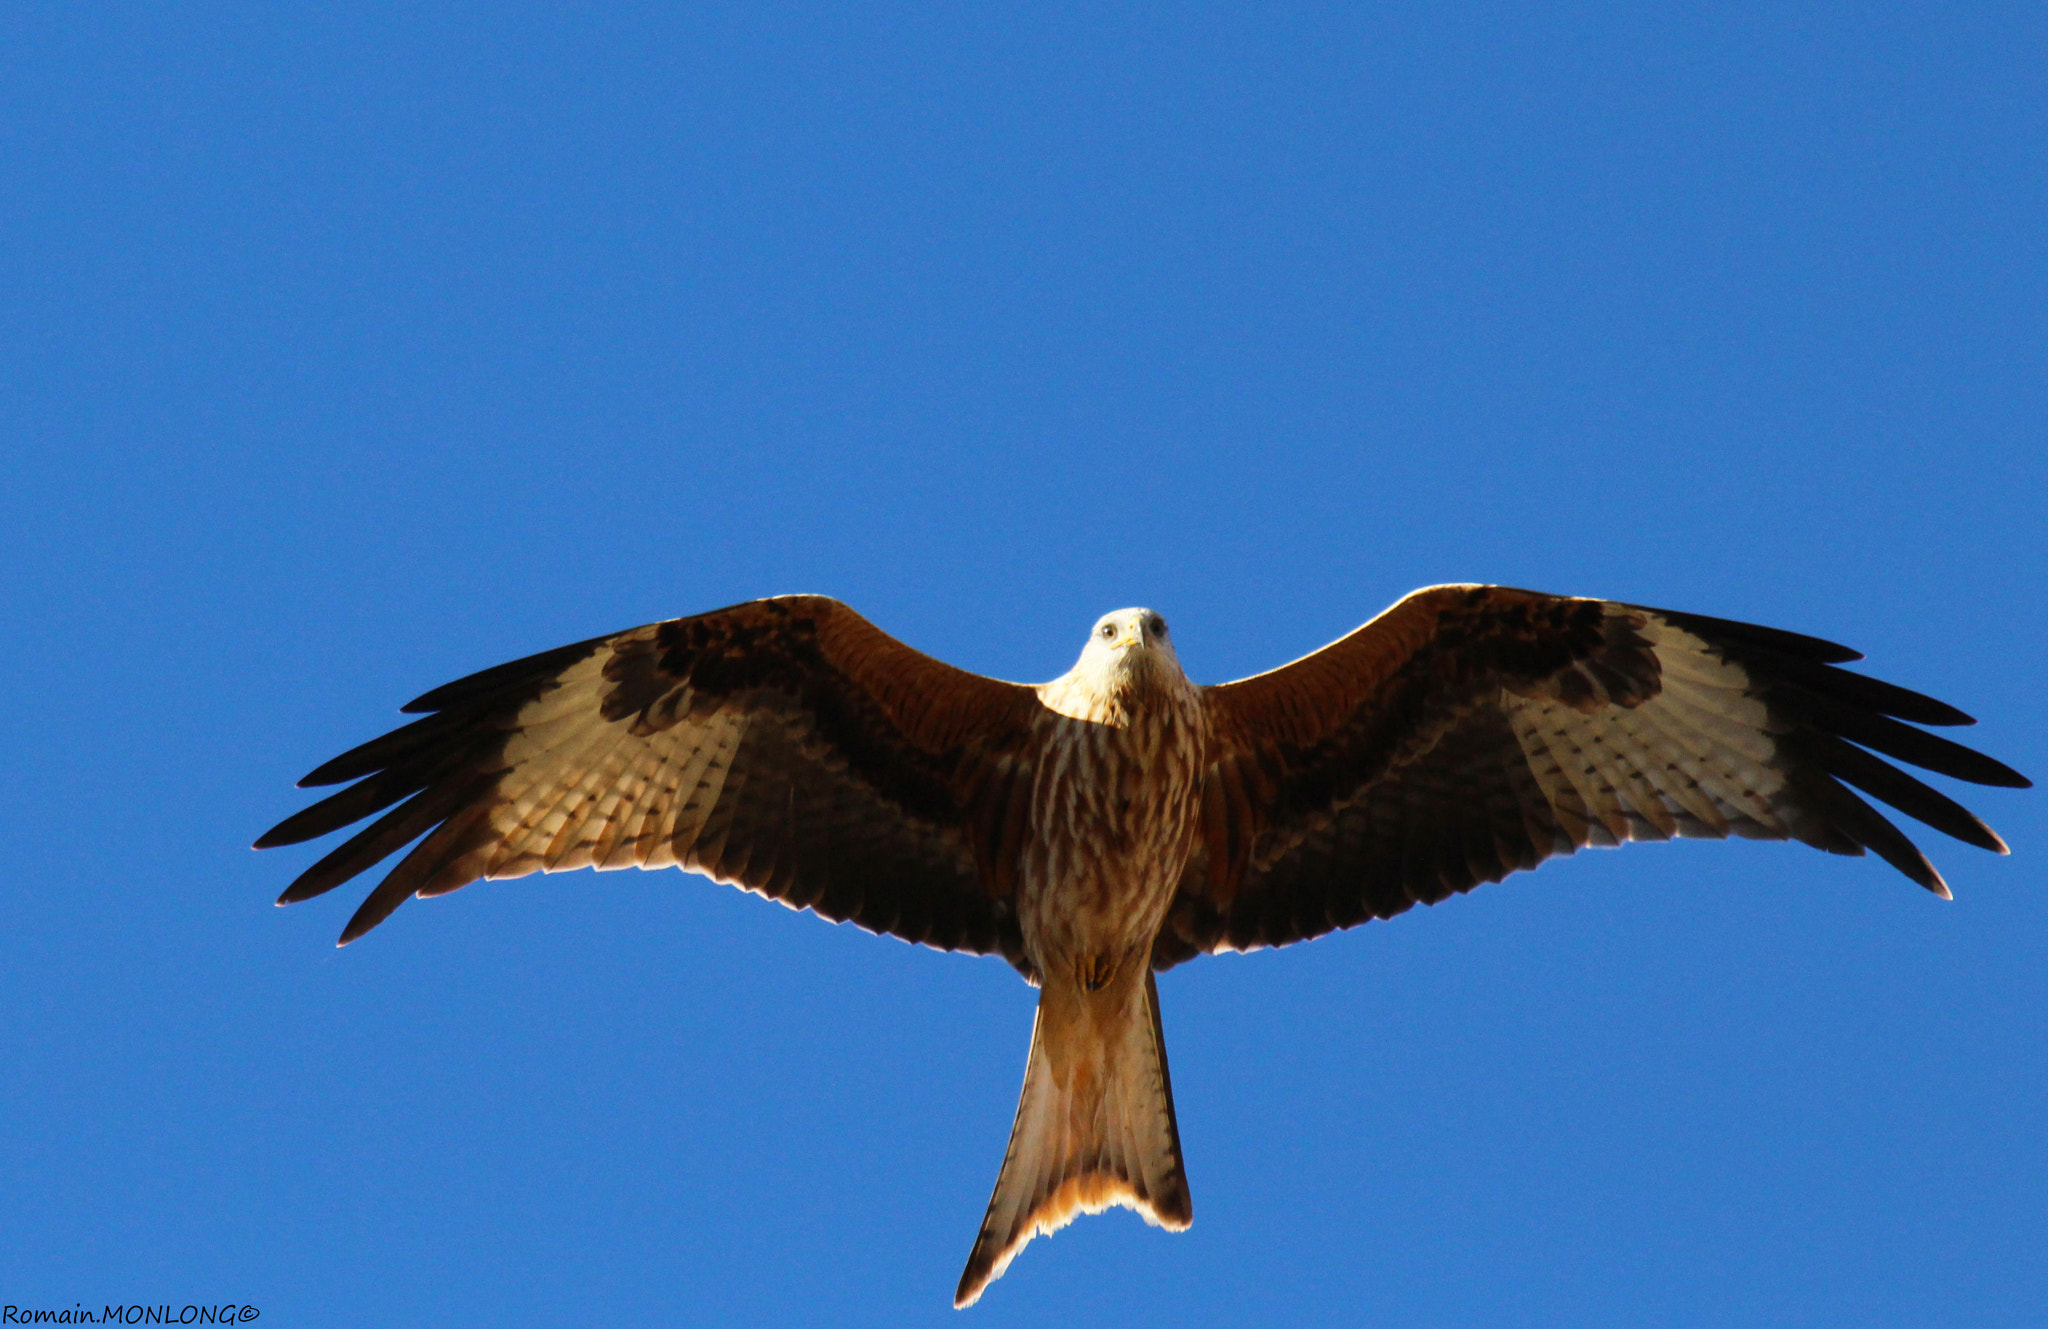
[257,585,2028,1306]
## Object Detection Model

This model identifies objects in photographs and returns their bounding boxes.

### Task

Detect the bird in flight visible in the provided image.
[257,585,2027,1306]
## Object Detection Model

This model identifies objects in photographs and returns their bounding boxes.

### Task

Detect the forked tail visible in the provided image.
[955,968,1191,1308]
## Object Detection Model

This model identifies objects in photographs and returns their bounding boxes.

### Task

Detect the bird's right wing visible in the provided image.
[1155,585,2028,969]
[257,595,1045,968]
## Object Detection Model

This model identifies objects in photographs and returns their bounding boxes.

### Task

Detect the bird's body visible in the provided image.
[257,585,2029,1307]
[964,612,1209,1300]
[1024,610,1207,988]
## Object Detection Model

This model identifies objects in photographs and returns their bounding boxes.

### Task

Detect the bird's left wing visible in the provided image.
[1155,585,2028,969]
[258,596,1043,967]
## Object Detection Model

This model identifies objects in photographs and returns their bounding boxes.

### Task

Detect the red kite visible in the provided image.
[257,586,2028,1306]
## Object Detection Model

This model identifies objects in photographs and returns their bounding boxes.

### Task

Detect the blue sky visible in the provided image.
[4,3,2044,1324]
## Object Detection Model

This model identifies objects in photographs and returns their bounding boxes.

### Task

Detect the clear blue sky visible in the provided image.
[4,4,2044,1325]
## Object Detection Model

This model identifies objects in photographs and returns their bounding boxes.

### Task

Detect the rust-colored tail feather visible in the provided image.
[955,969,1190,1309]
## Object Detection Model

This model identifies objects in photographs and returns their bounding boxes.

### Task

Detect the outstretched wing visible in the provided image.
[258,596,1044,967]
[1155,585,2029,969]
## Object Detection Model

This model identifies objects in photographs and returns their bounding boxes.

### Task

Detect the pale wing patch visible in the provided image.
[461,649,754,885]
[1506,615,1790,850]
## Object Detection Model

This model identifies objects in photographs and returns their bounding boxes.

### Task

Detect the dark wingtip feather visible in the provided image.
[275,836,378,904]
[1659,605,1995,727]
[1783,657,1978,727]
[1798,696,2032,789]
[298,756,362,789]
[253,821,304,851]
[277,871,339,906]
[256,801,358,850]
[1648,607,1864,664]
[255,766,434,849]
[338,881,414,945]
[270,783,477,905]
[1815,735,2011,854]
[1811,775,1952,896]
[399,635,610,713]
[297,711,461,787]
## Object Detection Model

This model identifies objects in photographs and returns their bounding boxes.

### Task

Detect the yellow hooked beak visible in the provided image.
[1115,624,1144,650]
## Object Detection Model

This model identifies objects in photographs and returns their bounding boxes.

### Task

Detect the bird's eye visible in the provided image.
[1099,623,1116,640]
[1149,615,1167,636]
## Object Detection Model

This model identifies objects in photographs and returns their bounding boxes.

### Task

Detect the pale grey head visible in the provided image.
[1083,606,1176,669]
[1057,606,1180,691]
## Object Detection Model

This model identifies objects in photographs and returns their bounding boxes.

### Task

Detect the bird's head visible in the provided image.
[1075,608,1182,687]
[1040,608,1191,722]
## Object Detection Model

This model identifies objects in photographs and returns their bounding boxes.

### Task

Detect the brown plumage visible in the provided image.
[257,586,2029,1306]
